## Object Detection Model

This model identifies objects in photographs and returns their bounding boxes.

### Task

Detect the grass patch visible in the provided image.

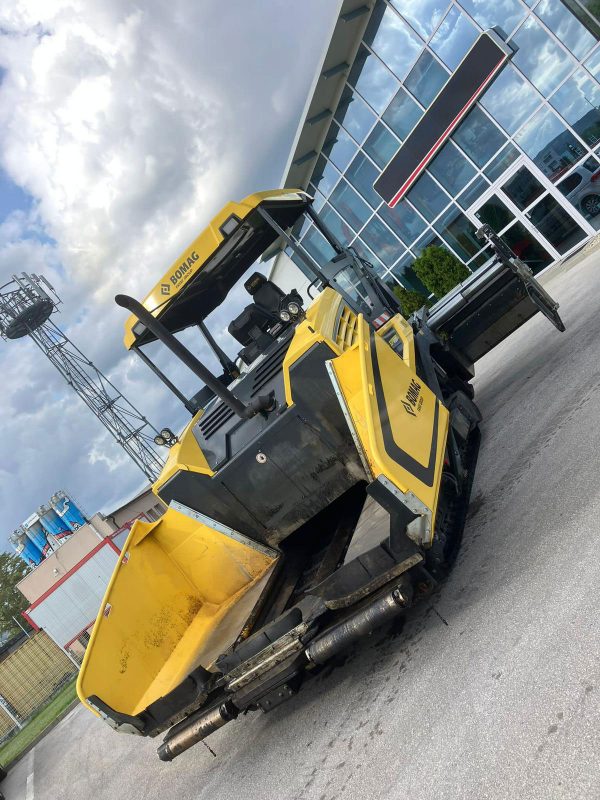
[0,679,79,767]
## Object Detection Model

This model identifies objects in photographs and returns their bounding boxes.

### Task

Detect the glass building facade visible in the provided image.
[284,0,600,293]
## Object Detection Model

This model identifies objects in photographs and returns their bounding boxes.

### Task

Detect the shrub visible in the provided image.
[412,245,469,299]
[392,285,430,318]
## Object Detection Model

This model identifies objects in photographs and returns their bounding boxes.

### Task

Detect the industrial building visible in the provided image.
[15,488,166,658]
[270,0,600,293]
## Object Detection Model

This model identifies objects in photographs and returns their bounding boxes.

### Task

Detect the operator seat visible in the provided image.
[228,273,287,365]
[245,272,286,314]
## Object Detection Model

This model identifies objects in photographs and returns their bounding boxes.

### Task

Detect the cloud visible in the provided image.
[0,0,335,543]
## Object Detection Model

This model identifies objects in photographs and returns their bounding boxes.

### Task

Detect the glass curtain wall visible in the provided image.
[287,0,600,293]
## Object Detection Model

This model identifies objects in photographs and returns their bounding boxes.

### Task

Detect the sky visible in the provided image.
[0,0,338,546]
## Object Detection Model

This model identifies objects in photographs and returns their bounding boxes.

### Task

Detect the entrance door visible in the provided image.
[466,156,594,273]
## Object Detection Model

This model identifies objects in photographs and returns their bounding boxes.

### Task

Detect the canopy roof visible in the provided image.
[123,189,311,349]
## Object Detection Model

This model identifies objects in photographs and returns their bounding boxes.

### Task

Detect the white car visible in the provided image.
[557,157,600,218]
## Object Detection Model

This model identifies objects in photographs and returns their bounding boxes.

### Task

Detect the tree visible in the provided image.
[392,285,430,318]
[0,553,31,638]
[412,245,469,299]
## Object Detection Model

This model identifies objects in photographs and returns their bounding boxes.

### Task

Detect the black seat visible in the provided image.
[228,304,278,365]
[245,272,286,315]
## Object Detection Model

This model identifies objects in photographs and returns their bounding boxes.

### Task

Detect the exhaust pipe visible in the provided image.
[305,585,411,666]
[157,701,239,762]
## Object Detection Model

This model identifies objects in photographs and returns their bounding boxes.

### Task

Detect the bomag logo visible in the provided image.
[170,250,199,288]
[402,378,423,416]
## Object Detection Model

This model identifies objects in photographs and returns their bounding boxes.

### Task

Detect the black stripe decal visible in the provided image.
[373,31,513,207]
[370,331,439,488]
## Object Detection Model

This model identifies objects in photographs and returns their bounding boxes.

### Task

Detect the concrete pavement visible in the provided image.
[4,249,600,800]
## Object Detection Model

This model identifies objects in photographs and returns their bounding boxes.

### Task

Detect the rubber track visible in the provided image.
[426,427,481,579]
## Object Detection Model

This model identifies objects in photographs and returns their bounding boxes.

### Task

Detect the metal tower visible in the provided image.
[0,273,163,481]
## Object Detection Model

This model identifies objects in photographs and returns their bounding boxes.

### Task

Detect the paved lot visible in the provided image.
[4,252,600,800]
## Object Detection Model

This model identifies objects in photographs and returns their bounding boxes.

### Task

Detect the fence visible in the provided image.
[0,630,79,742]
[0,516,155,744]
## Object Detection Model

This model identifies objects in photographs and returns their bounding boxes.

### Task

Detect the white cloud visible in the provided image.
[0,0,336,542]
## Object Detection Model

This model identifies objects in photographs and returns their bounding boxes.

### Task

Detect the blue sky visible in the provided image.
[0,0,338,546]
[0,169,31,221]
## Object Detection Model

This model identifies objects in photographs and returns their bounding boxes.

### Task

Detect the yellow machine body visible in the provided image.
[78,288,447,721]
[75,186,564,757]
[327,315,448,542]
[77,508,276,719]
[78,192,450,731]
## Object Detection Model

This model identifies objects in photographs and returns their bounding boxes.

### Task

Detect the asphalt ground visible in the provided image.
[4,250,600,800]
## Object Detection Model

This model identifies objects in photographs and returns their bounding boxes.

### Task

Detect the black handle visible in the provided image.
[115,294,258,420]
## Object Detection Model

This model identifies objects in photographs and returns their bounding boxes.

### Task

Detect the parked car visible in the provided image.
[557,157,600,218]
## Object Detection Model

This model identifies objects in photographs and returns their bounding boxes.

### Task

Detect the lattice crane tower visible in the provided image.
[0,273,163,481]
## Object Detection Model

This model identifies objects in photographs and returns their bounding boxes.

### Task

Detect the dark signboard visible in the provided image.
[374,30,514,208]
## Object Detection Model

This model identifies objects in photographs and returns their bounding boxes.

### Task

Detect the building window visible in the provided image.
[348,45,399,114]
[285,0,600,291]
[404,50,449,107]
[430,7,478,71]
[452,106,507,168]
[479,65,542,136]
[307,184,326,212]
[364,1,423,82]
[359,216,404,266]
[407,172,451,221]
[378,199,428,245]
[412,230,445,256]
[320,204,355,245]
[456,174,491,209]
[456,0,526,38]
[585,46,600,79]
[556,155,600,229]
[474,194,516,231]
[501,166,546,210]
[509,18,575,97]
[428,141,477,196]
[390,252,429,293]
[433,204,482,261]
[301,226,336,266]
[322,123,358,172]
[534,0,597,59]
[514,106,586,180]
[390,0,449,40]
[334,87,377,144]
[345,152,382,208]
[527,194,587,252]
[382,87,423,140]
[484,144,520,181]
[311,155,341,198]
[351,238,387,276]
[363,122,400,168]
[502,222,553,271]
[329,179,372,232]
[549,68,600,147]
